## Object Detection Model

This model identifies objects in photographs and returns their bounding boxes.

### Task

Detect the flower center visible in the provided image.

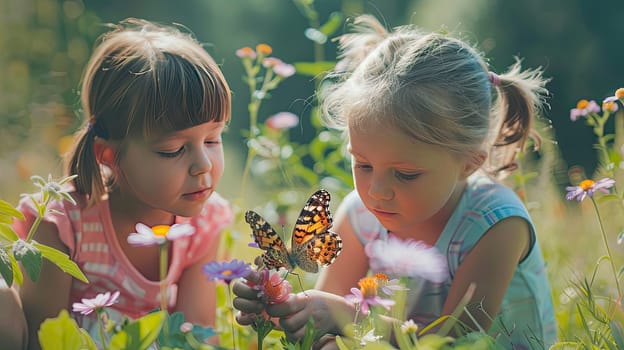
[579,179,596,191]
[374,273,389,282]
[358,277,379,299]
[152,225,171,237]
[222,270,233,276]
[576,99,589,109]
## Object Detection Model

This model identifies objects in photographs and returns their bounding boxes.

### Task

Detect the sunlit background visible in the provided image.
[2,0,623,201]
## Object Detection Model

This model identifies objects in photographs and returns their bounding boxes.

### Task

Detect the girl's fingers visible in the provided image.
[232,297,265,314]
[235,311,257,326]
[265,293,305,317]
[278,306,313,333]
[284,326,307,343]
[232,280,260,299]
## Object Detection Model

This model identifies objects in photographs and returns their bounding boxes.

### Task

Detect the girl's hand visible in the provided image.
[232,269,266,325]
[265,289,354,342]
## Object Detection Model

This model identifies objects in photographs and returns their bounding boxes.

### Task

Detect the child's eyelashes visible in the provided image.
[354,163,421,181]
[395,171,421,181]
[156,140,221,158]
[353,163,372,170]
[157,147,184,158]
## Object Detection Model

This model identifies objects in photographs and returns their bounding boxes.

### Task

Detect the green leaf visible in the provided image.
[610,320,624,350]
[0,199,24,223]
[0,248,13,286]
[0,223,20,242]
[34,242,88,283]
[335,336,350,350]
[10,253,23,285]
[38,309,97,350]
[108,311,165,350]
[293,61,335,77]
[417,334,454,349]
[453,332,504,350]
[12,239,42,282]
[318,12,344,36]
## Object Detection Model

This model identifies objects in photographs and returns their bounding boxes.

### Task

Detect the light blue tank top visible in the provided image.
[344,173,557,349]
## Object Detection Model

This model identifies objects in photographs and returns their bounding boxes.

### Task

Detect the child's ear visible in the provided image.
[93,140,117,168]
[462,151,487,177]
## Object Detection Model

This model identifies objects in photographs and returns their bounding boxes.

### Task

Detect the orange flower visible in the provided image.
[616,88,624,100]
[256,43,272,56]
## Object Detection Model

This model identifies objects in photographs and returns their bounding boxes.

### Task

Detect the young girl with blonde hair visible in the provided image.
[8,18,233,349]
[234,15,557,349]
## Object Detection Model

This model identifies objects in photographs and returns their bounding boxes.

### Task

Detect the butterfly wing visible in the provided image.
[291,189,342,273]
[244,210,292,271]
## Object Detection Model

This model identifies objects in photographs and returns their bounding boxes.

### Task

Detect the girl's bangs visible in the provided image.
[137,54,230,137]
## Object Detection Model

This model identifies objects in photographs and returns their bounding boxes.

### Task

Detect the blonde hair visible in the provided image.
[322,15,548,177]
[65,18,231,205]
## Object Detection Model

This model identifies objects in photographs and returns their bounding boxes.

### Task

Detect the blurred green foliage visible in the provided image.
[2,0,623,201]
[0,0,621,202]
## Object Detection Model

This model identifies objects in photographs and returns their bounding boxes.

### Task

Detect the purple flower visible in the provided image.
[566,178,615,201]
[570,99,600,121]
[344,276,395,315]
[203,259,252,285]
[365,236,449,283]
[127,223,195,246]
[266,112,299,131]
[72,291,120,315]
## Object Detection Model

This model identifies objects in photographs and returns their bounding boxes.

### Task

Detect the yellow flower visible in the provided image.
[358,277,379,299]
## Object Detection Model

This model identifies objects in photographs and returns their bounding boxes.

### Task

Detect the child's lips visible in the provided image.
[183,188,210,201]
[372,208,397,217]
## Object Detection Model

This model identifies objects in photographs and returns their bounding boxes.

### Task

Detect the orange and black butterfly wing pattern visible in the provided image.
[310,231,342,266]
[244,210,292,271]
[291,189,343,273]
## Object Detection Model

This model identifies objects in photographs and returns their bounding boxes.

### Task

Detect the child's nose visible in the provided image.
[189,150,213,176]
[368,176,394,201]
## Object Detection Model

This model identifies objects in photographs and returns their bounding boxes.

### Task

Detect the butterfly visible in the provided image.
[245,189,342,273]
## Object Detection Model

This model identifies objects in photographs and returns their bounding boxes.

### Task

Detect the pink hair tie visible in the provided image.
[488,71,501,87]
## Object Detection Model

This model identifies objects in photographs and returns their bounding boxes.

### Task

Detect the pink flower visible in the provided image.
[72,291,120,315]
[262,57,282,68]
[266,112,299,131]
[247,269,292,304]
[273,63,296,78]
[236,47,257,60]
[570,99,600,121]
[179,322,194,333]
[365,235,449,283]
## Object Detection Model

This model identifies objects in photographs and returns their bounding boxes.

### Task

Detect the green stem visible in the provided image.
[257,326,264,350]
[24,197,50,242]
[96,309,108,348]
[226,285,238,350]
[159,243,170,344]
[590,197,622,300]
